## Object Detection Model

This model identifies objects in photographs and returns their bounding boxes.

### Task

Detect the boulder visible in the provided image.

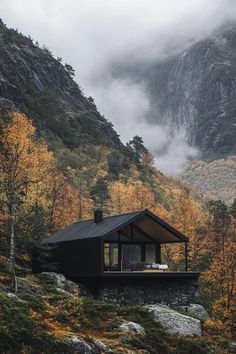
[66,336,110,354]
[66,336,94,354]
[178,304,209,321]
[92,339,110,353]
[228,342,236,354]
[39,272,78,295]
[118,321,145,334]
[6,292,22,302]
[146,304,202,337]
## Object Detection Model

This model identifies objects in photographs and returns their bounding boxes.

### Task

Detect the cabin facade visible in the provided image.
[40,209,200,306]
[43,209,191,277]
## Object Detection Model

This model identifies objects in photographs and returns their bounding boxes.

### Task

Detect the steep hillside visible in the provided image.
[181,156,236,204]
[0,19,200,206]
[0,19,121,150]
[0,267,232,354]
[111,24,236,201]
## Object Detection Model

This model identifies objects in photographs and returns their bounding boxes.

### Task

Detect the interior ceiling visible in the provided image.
[134,215,182,243]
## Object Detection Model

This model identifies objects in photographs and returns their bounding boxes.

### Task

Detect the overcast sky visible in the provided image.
[1,0,236,174]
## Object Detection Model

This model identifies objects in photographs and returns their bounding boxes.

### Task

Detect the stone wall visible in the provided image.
[93,276,199,307]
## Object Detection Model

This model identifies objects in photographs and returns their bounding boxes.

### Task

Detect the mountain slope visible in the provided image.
[110,24,236,202]
[113,24,236,159]
[181,156,236,204]
[0,19,121,150]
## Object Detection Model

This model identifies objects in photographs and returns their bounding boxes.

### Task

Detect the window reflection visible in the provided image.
[121,244,141,271]
[146,244,156,263]
[104,243,119,271]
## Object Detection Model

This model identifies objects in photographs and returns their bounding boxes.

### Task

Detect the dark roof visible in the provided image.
[45,209,189,244]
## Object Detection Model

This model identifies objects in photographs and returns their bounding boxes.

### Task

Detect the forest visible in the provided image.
[0,111,235,340]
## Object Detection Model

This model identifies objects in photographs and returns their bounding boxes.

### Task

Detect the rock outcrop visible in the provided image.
[146,304,202,337]
[0,19,122,151]
[39,272,78,295]
[118,321,146,334]
[114,24,236,158]
[177,303,209,321]
[65,336,94,354]
[65,335,110,354]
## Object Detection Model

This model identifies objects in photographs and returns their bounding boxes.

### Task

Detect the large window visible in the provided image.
[146,244,156,263]
[121,244,141,271]
[104,243,119,271]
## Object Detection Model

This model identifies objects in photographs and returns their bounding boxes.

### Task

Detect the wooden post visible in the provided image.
[155,244,161,264]
[141,244,146,262]
[118,232,122,271]
[185,242,188,272]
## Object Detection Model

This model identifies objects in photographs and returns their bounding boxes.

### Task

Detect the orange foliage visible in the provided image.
[47,171,93,231]
[108,180,155,214]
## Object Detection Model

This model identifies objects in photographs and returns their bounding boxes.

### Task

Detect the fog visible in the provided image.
[1,0,236,174]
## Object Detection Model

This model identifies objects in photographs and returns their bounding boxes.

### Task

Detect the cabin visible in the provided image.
[40,209,200,306]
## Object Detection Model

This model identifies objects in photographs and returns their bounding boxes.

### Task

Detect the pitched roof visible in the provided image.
[45,209,189,244]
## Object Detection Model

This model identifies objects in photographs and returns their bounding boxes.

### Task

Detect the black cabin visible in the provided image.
[42,209,191,280]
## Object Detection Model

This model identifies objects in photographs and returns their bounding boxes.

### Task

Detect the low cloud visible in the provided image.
[1,0,236,174]
[89,76,198,174]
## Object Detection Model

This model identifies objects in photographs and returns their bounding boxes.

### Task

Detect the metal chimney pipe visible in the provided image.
[94,210,103,223]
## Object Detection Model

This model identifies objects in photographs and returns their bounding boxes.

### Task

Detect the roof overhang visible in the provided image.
[103,209,189,243]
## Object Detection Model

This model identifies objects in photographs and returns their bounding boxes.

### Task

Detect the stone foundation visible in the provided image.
[92,276,199,307]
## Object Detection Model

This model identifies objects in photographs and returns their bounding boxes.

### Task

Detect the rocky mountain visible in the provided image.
[113,24,236,159]
[0,19,122,151]
[1,18,235,203]
[111,24,236,202]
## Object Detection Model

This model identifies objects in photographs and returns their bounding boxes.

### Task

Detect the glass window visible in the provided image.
[104,243,119,271]
[146,244,156,263]
[121,244,141,271]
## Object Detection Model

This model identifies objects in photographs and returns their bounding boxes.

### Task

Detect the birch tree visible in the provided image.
[0,112,53,289]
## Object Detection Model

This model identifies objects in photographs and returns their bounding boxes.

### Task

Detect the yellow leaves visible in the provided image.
[203,318,225,335]
[108,180,155,215]
[152,204,171,222]
[108,182,129,214]
[128,165,140,182]
[45,170,93,231]
[0,112,94,239]
[0,112,54,190]
[129,180,155,210]
[202,226,235,334]
[203,241,236,305]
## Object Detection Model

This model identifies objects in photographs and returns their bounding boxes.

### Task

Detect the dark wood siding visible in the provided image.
[54,238,102,278]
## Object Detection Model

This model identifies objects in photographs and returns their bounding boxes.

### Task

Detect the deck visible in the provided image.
[102,271,200,278]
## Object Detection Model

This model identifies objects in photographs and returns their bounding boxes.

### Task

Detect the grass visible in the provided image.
[0,272,232,354]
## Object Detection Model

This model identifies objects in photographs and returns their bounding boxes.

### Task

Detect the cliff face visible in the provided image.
[110,25,236,201]
[147,26,236,157]
[0,19,121,150]
[114,25,236,159]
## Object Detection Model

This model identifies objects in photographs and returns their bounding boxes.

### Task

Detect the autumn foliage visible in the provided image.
[0,112,235,336]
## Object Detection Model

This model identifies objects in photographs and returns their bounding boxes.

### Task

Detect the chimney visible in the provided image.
[94,209,103,223]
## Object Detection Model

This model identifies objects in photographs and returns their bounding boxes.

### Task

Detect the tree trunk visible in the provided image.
[9,200,17,292]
